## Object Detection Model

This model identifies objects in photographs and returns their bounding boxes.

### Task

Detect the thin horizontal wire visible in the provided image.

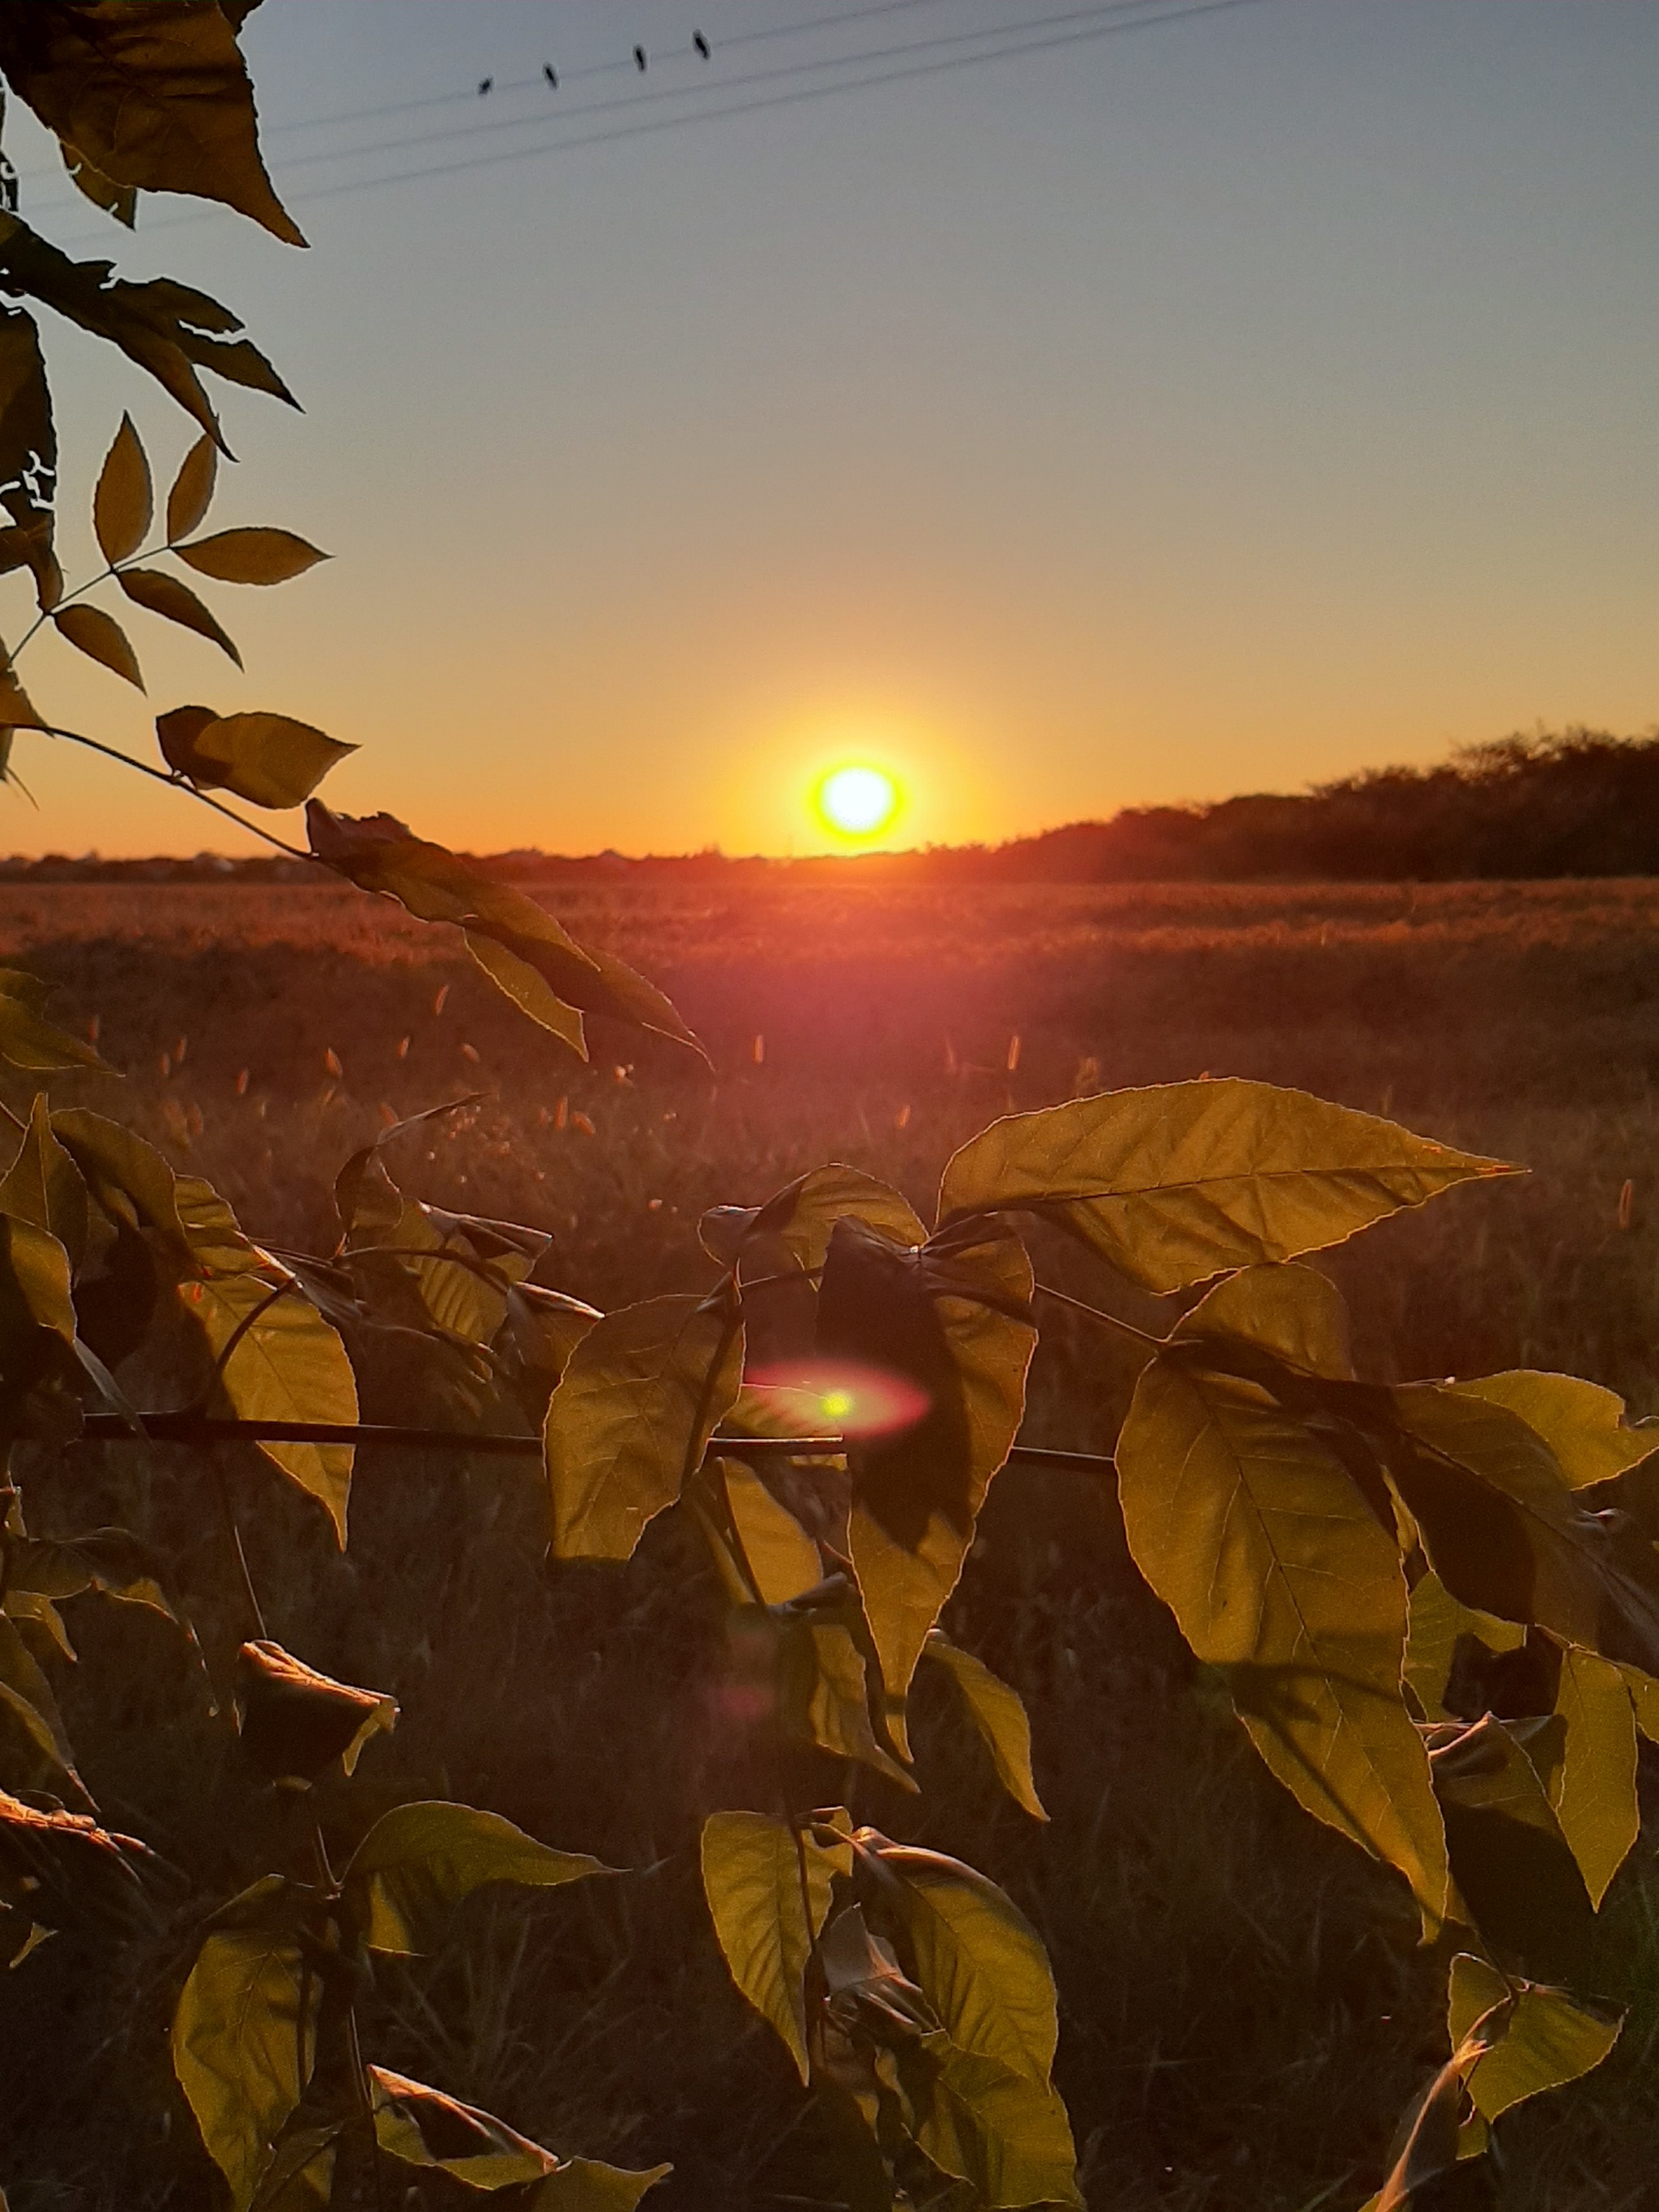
[50,0,1257,248]
[72,1410,1117,1477]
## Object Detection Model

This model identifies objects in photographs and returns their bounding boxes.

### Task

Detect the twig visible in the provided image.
[35,724,313,860]
[214,1465,268,1639]
[1034,1281,1166,1350]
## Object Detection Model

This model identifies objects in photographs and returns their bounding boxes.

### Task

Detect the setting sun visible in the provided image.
[814,763,902,840]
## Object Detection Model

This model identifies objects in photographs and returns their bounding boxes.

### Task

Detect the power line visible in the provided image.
[49,0,1258,247]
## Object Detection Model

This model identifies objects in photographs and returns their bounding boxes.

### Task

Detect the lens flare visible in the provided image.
[814,764,900,840]
[745,1359,931,1440]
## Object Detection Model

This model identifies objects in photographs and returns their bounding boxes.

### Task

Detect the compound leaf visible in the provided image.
[344,1801,612,1957]
[938,1080,1513,1294]
[546,1294,741,1560]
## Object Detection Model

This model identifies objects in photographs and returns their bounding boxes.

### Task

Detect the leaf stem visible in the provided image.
[33,722,312,858]
[1034,1281,1166,1351]
[213,1464,269,1640]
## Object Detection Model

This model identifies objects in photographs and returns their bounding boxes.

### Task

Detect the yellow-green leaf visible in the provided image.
[190,714,353,809]
[1118,1336,1450,1924]
[176,526,328,584]
[1446,1952,1622,2125]
[701,1809,841,2083]
[922,1630,1046,1820]
[1449,1371,1659,1490]
[1428,1714,1594,1984]
[1388,1385,1659,1676]
[909,2043,1082,2212]
[1550,1647,1638,1907]
[344,1801,612,1956]
[702,1164,927,1276]
[53,600,143,688]
[1171,1259,1354,1379]
[171,1879,314,2212]
[1403,1571,1523,1724]
[0,972,108,1074]
[546,1294,742,1560]
[307,803,702,1057]
[779,1613,915,1790]
[0,1092,91,1273]
[938,1080,1514,1294]
[716,1458,822,1605]
[181,1272,356,1543]
[118,565,241,666]
[92,412,150,563]
[166,436,218,544]
[825,1220,1035,1759]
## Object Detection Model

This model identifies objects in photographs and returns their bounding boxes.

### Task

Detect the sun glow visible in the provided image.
[814,762,902,841]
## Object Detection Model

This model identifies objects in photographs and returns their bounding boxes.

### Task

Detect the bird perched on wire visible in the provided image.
[633,44,647,71]
[693,31,710,58]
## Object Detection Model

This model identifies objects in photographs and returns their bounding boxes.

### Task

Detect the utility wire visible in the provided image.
[49,0,1257,247]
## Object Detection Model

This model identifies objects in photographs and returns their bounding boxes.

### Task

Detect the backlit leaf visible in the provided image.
[189,711,354,808]
[715,1458,822,1605]
[922,1630,1047,1820]
[369,2068,671,2201]
[0,0,305,244]
[177,526,328,584]
[1365,1997,1512,2212]
[1449,1370,1659,1490]
[0,1613,82,1798]
[171,1877,316,2212]
[702,1164,926,1276]
[236,1641,395,1784]
[92,412,151,562]
[53,601,143,688]
[702,1809,840,2082]
[1171,1259,1354,1379]
[1388,1385,1659,1675]
[779,1611,914,1790]
[1403,1571,1523,1724]
[0,1092,92,1272]
[1550,1646,1638,1907]
[181,1271,356,1541]
[0,972,108,1074]
[907,2040,1083,2212]
[50,1108,194,1270]
[0,1785,153,1934]
[823,1218,1035,1758]
[166,435,217,543]
[118,565,241,665]
[1446,1952,1622,2125]
[938,1080,1513,1294]
[1428,1713,1595,1982]
[0,212,293,451]
[1117,1306,1451,1924]
[546,1292,742,1560]
[307,804,702,1058]
[343,1801,612,1956]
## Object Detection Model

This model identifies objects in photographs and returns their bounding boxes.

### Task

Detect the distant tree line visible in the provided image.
[7,727,1657,884]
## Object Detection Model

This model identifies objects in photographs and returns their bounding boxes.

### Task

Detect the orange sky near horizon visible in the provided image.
[2,0,1656,860]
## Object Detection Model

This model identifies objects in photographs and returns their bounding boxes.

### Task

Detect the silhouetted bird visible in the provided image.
[478,76,493,96]
[544,62,558,87]
[633,45,647,71]
[693,31,710,58]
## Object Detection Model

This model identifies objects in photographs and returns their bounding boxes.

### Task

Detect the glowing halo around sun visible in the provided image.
[813,762,902,841]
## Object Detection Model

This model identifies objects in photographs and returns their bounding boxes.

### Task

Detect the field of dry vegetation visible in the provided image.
[8,874,1659,2210]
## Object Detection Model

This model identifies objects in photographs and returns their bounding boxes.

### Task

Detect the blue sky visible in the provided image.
[5,0,1657,855]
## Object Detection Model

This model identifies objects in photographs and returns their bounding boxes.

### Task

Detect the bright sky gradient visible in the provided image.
[4,0,1657,856]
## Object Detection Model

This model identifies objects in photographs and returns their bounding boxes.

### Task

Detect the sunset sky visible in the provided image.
[4,0,1657,857]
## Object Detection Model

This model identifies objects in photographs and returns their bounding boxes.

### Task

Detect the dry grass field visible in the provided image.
[8,874,1659,2210]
